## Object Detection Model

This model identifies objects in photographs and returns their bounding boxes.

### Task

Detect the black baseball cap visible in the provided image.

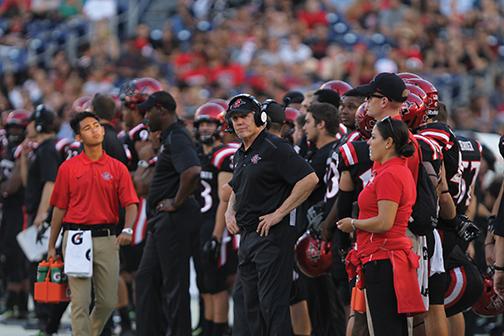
[227,94,261,116]
[343,87,366,97]
[137,91,176,113]
[283,91,305,105]
[263,100,285,124]
[354,72,409,102]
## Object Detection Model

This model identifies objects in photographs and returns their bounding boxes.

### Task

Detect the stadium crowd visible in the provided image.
[1,1,504,336]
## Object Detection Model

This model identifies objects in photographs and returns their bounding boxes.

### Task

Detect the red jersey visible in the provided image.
[50,151,139,225]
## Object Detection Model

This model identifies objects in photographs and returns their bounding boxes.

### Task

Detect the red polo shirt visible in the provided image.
[50,151,139,225]
[357,157,416,249]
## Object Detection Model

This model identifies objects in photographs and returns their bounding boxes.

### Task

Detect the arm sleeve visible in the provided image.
[275,142,314,185]
[117,164,139,207]
[375,171,403,203]
[49,164,69,209]
[170,131,201,173]
[40,147,60,183]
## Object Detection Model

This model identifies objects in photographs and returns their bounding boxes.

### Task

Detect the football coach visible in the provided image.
[224,94,318,335]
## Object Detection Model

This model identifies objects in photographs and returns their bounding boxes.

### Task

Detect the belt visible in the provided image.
[62,223,116,238]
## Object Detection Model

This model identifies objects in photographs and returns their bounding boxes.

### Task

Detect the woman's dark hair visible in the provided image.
[375,117,415,158]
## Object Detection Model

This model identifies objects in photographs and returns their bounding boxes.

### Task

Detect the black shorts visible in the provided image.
[289,268,308,305]
[428,272,446,305]
[1,207,28,282]
[120,242,145,273]
[443,261,483,317]
[204,239,238,294]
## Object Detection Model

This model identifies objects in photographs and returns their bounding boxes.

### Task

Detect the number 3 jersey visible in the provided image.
[196,143,239,217]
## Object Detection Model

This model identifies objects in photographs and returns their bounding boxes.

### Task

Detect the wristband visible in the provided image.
[122,228,133,236]
[351,219,357,232]
[494,264,504,271]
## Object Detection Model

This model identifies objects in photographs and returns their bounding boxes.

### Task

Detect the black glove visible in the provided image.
[487,215,496,233]
[202,237,220,264]
[307,201,325,237]
[455,215,480,242]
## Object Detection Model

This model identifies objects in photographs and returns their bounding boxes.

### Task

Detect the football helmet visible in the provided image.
[72,96,92,113]
[320,80,352,96]
[194,103,225,144]
[472,274,504,316]
[120,77,163,110]
[406,78,439,116]
[355,103,375,139]
[400,93,427,130]
[295,231,333,278]
[397,72,421,80]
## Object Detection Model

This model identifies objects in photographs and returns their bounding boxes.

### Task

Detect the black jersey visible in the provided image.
[323,132,361,207]
[454,136,481,215]
[119,123,150,171]
[417,122,462,196]
[297,141,337,233]
[55,138,82,161]
[338,140,373,195]
[413,134,443,175]
[1,144,24,206]
[197,143,238,217]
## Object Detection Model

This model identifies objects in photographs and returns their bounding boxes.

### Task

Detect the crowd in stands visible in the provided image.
[1,0,504,134]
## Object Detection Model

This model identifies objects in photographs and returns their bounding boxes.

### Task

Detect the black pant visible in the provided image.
[135,200,201,336]
[238,223,296,336]
[305,274,345,336]
[363,260,408,336]
[232,274,252,336]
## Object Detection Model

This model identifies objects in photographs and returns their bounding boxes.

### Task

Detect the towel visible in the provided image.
[64,230,93,278]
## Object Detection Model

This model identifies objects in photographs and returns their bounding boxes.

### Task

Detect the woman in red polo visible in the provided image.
[337,117,425,336]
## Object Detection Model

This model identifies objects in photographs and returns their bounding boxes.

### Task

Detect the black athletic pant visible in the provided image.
[238,222,296,336]
[232,274,252,336]
[135,199,201,336]
[363,260,408,336]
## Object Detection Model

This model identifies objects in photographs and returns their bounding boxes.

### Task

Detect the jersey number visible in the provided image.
[200,180,213,213]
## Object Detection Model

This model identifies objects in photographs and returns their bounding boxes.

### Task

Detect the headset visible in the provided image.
[34,104,55,133]
[226,94,266,133]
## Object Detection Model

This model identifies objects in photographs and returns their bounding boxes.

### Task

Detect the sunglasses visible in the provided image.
[381,116,397,140]
[369,93,388,100]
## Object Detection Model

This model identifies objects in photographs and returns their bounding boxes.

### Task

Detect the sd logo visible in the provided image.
[71,232,83,245]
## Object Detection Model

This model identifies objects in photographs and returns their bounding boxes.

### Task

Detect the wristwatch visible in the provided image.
[122,228,133,236]
[138,160,149,168]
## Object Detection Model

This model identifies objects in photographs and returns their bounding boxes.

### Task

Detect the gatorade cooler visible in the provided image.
[34,257,70,303]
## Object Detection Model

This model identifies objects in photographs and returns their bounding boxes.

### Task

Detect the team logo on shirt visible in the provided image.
[250,154,261,164]
[101,172,112,181]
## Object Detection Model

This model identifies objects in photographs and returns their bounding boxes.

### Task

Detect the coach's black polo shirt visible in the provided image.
[25,137,61,214]
[147,120,200,211]
[230,130,313,232]
[102,124,128,166]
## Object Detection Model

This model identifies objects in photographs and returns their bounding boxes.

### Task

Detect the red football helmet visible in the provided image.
[5,109,31,128]
[397,72,421,80]
[406,78,439,116]
[193,103,226,127]
[405,83,427,102]
[72,96,92,113]
[120,77,163,109]
[472,275,504,317]
[295,231,333,278]
[400,93,427,130]
[320,80,353,96]
[284,107,300,124]
[355,103,375,139]
[208,98,229,111]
